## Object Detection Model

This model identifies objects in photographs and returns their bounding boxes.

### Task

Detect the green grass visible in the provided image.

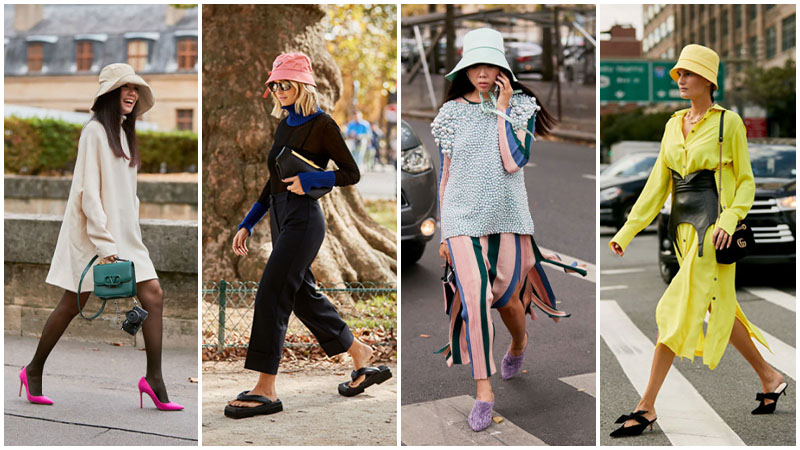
[365,199,397,233]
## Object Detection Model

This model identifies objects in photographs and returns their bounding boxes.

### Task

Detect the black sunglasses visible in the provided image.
[268,81,293,92]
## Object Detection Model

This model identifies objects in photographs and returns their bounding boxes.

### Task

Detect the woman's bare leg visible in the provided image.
[622,343,674,427]
[25,290,91,396]
[729,316,784,405]
[498,298,527,357]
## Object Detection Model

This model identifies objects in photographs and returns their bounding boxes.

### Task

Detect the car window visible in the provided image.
[750,146,796,178]
[602,154,657,177]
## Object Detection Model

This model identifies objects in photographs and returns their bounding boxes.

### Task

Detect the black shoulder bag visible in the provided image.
[715,110,755,264]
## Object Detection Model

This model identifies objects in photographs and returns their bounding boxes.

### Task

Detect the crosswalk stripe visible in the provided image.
[539,246,596,283]
[601,301,745,446]
[743,287,796,313]
[599,285,627,291]
[600,268,646,275]
[703,313,796,380]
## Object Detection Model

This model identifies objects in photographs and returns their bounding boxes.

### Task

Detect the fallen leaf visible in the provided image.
[419,334,431,338]
[188,377,198,383]
[577,388,585,392]
[492,416,504,424]
[112,342,123,347]
[522,369,528,374]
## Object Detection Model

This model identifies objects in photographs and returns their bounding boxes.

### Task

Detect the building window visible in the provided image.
[710,19,716,44]
[177,109,193,131]
[765,26,777,59]
[76,41,93,72]
[734,5,742,29]
[27,42,43,73]
[765,5,776,11]
[722,9,729,35]
[177,38,197,70]
[749,35,759,59]
[782,14,796,51]
[127,40,148,71]
[748,5,757,21]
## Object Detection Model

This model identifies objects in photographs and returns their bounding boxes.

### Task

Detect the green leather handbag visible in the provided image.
[77,255,137,320]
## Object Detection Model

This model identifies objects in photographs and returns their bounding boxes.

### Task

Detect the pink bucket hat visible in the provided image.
[262,52,317,98]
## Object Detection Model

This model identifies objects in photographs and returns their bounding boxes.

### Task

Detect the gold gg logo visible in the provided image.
[737,238,747,248]
[736,224,747,231]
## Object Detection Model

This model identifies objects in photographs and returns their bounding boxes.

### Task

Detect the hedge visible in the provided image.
[4,116,198,174]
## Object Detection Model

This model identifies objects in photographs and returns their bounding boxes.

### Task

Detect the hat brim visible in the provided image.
[92,73,154,116]
[445,49,517,82]
[669,60,718,89]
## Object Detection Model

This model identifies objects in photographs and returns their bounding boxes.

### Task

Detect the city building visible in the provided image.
[642,4,795,91]
[4,4,198,132]
[600,25,641,58]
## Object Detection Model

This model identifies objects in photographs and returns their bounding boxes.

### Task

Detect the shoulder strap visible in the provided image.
[717,110,725,217]
[77,255,107,320]
[479,91,536,140]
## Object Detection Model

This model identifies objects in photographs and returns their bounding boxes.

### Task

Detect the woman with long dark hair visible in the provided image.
[431,28,585,432]
[224,52,391,419]
[607,44,786,438]
[22,63,183,411]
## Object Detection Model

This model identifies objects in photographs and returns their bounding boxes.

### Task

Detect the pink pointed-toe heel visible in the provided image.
[138,377,184,411]
[19,367,53,405]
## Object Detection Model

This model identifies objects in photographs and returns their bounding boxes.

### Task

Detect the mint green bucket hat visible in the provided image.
[445,28,517,82]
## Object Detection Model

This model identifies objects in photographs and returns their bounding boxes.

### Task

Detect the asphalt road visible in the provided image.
[400,119,596,446]
[599,227,796,446]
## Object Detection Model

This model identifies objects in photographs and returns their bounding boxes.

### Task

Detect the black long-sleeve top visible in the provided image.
[257,113,361,206]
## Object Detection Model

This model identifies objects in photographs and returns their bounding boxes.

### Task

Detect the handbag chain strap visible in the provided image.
[716,110,725,219]
[77,255,106,320]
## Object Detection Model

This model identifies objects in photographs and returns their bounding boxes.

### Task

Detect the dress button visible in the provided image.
[714,277,717,281]
[712,296,716,300]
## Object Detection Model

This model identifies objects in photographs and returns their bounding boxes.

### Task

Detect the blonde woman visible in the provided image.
[225,52,391,419]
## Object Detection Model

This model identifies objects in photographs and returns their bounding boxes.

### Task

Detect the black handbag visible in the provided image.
[715,110,755,264]
[274,119,331,200]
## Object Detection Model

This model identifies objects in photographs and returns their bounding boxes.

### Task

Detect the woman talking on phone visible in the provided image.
[431,28,585,432]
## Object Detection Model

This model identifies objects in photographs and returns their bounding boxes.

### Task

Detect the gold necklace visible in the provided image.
[685,109,708,125]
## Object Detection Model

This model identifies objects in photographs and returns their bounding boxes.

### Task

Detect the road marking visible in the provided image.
[703,313,796,380]
[599,285,627,291]
[743,287,796,313]
[600,268,646,275]
[401,395,548,446]
[601,301,745,446]
[582,174,595,180]
[539,246,595,283]
[559,372,596,398]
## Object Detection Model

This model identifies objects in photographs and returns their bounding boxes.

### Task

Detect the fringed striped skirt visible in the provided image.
[440,233,584,379]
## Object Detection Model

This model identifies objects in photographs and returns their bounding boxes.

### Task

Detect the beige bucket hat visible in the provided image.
[91,63,154,116]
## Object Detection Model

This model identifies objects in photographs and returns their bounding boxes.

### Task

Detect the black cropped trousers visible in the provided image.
[244,192,354,374]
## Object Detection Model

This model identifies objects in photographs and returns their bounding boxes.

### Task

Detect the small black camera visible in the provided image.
[121,305,148,335]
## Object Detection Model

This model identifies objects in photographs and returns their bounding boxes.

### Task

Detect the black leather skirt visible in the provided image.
[668,169,718,258]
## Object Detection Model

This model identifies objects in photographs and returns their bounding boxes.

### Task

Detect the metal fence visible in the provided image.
[202,280,396,351]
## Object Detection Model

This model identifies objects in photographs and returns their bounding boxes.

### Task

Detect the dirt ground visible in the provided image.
[201,360,397,446]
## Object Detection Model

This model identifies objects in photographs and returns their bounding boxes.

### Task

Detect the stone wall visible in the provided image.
[4,175,197,220]
[4,213,197,348]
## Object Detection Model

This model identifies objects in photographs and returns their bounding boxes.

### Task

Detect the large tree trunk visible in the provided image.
[202,4,396,284]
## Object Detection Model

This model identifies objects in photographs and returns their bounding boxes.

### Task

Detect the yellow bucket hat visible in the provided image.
[669,44,719,89]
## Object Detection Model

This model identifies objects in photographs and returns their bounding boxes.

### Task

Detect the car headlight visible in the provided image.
[402,145,432,174]
[600,187,622,201]
[777,195,796,211]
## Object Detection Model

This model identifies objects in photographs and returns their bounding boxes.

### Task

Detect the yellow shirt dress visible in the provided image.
[610,104,769,370]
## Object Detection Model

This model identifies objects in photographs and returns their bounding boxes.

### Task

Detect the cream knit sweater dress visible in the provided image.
[46,118,158,293]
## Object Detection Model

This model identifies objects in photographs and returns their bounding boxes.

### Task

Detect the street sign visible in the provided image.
[600,60,725,103]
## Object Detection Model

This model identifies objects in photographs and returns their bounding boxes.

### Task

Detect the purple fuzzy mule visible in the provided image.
[501,331,528,380]
[468,399,495,431]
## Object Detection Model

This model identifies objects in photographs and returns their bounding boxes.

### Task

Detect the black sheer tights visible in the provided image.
[25,280,170,402]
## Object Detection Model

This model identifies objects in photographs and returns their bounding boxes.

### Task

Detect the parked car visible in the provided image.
[657,143,796,283]
[505,41,543,75]
[599,151,659,229]
[400,120,438,265]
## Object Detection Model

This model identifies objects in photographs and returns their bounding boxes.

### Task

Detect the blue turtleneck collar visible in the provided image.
[282,104,323,126]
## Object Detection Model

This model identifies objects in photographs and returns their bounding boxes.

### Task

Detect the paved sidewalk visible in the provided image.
[4,334,198,446]
[202,361,397,446]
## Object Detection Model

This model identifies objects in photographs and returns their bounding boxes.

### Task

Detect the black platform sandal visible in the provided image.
[223,391,283,419]
[752,381,788,415]
[338,366,392,397]
[609,410,657,438]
